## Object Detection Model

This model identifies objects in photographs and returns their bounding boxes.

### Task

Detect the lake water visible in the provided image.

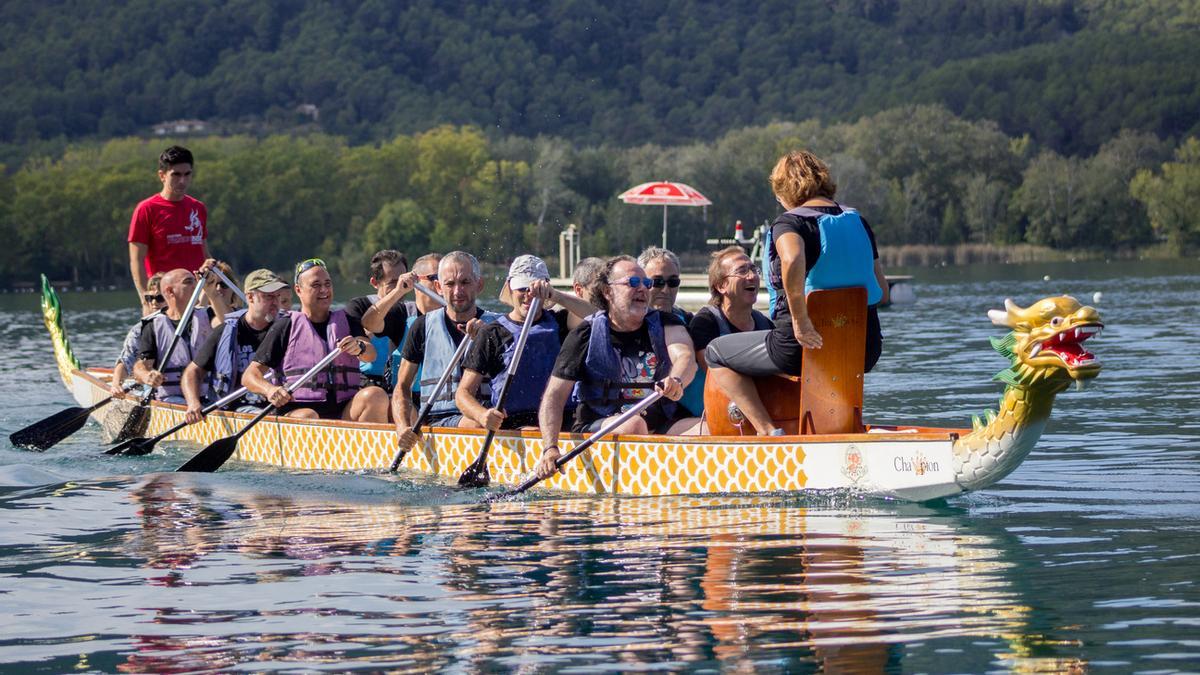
[1,260,1198,672]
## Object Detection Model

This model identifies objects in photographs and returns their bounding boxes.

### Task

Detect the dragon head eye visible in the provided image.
[1050,316,1064,328]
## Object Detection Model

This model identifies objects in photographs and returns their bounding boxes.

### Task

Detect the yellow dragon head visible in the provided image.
[986,296,1103,389]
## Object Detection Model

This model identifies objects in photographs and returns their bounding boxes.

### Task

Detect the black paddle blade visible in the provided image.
[8,406,91,451]
[105,436,157,456]
[457,458,491,488]
[176,435,240,472]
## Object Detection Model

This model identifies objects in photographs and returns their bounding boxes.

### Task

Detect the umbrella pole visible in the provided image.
[662,205,669,249]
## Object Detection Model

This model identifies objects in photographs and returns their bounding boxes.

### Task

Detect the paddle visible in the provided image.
[175,348,343,472]
[208,265,250,307]
[8,275,208,451]
[485,390,664,503]
[8,386,133,450]
[388,334,474,472]
[458,297,542,488]
[106,386,250,456]
[413,281,444,306]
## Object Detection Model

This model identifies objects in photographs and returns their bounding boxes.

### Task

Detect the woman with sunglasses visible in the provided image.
[533,255,700,480]
[705,150,888,435]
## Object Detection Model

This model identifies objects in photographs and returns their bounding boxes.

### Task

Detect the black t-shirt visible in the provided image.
[551,310,685,382]
[688,307,730,352]
[463,309,571,378]
[253,311,365,372]
[401,307,487,365]
[192,314,274,372]
[344,295,409,348]
[136,314,205,363]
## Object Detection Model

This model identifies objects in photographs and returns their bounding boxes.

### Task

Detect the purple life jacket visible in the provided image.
[280,310,361,403]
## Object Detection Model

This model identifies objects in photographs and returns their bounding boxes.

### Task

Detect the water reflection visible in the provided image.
[109,477,1049,671]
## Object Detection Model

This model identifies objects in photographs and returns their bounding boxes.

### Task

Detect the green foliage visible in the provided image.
[1131,137,1200,253]
[0,0,1196,158]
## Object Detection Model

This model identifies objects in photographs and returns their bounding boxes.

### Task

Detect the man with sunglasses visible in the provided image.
[110,272,167,399]
[180,269,289,423]
[454,255,595,431]
[393,251,499,451]
[128,146,215,317]
[244,259,389,422]
[347,250,418,394]
[533,255,700,480]
[638,247,693,325]
[133,268,230,404]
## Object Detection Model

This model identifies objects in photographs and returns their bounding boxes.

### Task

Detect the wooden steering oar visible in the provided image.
[485,391,665,502]
[388,333,473,472]
[8,274,208,451]
[458,297,542,488]
[106,386,249,456]
[175,347,343,472]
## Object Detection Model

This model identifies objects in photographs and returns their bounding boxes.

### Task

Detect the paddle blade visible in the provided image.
[457,458,491,488]
[9,406,91,451]
[105,436,157,456]
[176,435,240,472]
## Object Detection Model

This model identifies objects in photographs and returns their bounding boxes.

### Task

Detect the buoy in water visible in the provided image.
[1043,275,1051,281]
[1093,291,1103,304]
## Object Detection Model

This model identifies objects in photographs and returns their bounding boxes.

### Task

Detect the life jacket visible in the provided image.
[280,309,361,403]
[490,311,561,415]
[359,296,419,390]
[404,313,422,394]
[573,310,676,419]
[768,204,882,310]
[212,310,275,403]
[149,309,213,401]
[419,308,500,417]
[678,305,774,416]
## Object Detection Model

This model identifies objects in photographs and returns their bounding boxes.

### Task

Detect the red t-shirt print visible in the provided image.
[127,194,208,275]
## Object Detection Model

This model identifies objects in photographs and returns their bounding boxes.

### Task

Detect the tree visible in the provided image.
[1131,137,1200,254]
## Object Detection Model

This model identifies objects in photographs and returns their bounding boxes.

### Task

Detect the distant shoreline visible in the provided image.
[875,243,1183,268]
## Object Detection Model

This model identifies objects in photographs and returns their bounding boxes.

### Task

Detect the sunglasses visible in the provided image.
[293,258,327,283]
[614,276,654,289]
[651,275,682,289]
[417,273,438,282]
[143,293,165,304]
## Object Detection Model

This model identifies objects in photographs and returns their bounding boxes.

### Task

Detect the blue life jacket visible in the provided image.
[419,308,499,417]
[491,311,561,415]
[573,310,676,419]
[149,309,213,401]
[770,204,882,307]
[281,309,361,403]
[404,313,422,394]
[678,305,774,415]
[212,310,275,404]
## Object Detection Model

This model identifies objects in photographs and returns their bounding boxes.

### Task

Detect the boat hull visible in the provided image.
[69,369,965,501]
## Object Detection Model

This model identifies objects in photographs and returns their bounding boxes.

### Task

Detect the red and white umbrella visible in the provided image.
[618,181,712,249]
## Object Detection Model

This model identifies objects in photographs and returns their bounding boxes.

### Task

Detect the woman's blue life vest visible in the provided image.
[419,308,500,417]
[211,310,276,404]
[678,305,774,415]
[148,308,213,401]
[489,311,562,416]
[767,204,882,318]
[359,297,419,390]
[573,310,677,419]
[280,309,362,404]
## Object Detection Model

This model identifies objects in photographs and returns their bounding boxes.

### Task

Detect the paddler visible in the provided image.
[242,258,388,421]
[132,266,230,404]
[180,269,289,423]
[533,255,700,479]
[704,150,888,435]
[345,249,417,393]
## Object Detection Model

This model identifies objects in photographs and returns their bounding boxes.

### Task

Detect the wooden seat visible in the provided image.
[702,287,866,435]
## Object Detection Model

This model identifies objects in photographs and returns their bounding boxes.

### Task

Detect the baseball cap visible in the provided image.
[499,254,551,305]
[243,268,289,294]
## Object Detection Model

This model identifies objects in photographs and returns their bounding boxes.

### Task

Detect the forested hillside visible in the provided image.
[2,0,1197,155]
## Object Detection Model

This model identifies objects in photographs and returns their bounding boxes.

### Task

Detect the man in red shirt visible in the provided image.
[128,146,212,315]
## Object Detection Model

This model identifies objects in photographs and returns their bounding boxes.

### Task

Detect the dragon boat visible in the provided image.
[38,276,1103,502]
